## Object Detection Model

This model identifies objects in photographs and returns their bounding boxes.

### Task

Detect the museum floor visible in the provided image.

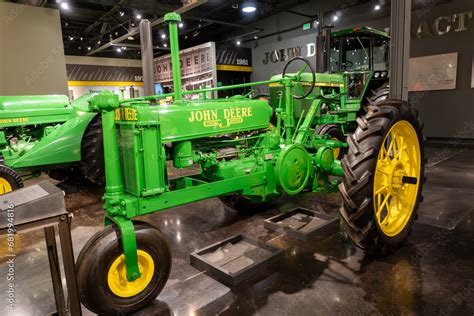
[1,146,473,315]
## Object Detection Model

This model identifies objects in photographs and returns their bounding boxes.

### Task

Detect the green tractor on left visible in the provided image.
[0,93,105,194]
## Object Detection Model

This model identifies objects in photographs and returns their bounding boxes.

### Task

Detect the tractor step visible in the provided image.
[264,207,339,241]
[190,235,284,287]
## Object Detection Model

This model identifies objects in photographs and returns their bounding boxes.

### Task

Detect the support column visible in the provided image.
[139,19,155,96]
[389,0,411,101]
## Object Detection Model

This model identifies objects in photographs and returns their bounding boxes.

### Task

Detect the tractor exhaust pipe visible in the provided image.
[165,13,183,102]
[316,24,333,73]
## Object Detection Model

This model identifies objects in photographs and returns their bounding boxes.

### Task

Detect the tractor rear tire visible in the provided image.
[0,165,23,194]
[363,82,389,111]
[80,115,105,185]
[77,221,171,315]
[339,100,425,256]
[315,124,346,159]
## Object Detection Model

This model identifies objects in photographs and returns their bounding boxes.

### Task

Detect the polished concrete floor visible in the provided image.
[1,146,473,315]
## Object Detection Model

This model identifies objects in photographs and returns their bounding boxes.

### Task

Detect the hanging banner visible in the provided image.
[154,42,217,98]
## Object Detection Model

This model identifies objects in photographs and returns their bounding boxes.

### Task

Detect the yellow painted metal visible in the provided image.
[0,178,12,194]
[216,64,253,72]
[331,137,341,158]
[107,249,155,298]
[67,81,144,87]
[373,120,421,237]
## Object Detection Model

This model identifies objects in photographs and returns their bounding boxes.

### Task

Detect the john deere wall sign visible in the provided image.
[413,10,472,38]
[154,42,217,98]
[261,44,315,65]
[251,32,317,83]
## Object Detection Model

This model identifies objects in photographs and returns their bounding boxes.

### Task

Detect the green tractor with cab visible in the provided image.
[71,14,423,314]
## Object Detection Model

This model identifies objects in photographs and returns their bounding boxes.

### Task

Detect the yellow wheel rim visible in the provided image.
[0,178,13,195]
[107,250,155,298]
[373,120,421,237]
[331,137,341,158]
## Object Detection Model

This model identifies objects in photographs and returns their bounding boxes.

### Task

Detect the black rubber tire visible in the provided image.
[314,124,346,159]
[80,115,105,185]
[363,82,389,111]
[76,221,172,314]
[339,99,426,256]
[219,194,272,215]
[0,165,23,194]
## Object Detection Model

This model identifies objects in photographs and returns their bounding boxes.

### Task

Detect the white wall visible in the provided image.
[0,2,68,95]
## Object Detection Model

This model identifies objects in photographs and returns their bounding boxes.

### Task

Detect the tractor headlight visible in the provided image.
[374,71,380,78]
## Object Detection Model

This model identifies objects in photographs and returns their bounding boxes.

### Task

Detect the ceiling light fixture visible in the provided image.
[69,36,73,41]
[236,40,241,45]
[163,43,168,47]
[332,15,339,21]
[161,34,166,39]
[178,22,184,28]
[242,2,257,13]
[119,11,125,17]
[60,2,69,10]
[87,46,91,50]
[136,13,142,20]
[116,48,122,53]
[128,36,134,40]
[374,4,381,10]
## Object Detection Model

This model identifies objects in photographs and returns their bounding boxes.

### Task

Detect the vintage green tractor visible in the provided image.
[75,13,425,314]
[0,93,105,194]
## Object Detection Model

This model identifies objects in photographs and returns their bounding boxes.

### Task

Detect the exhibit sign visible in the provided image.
[65,56,143,100]
[408,53,458,91]
[413,10,472,39]
[154,42,217,98]
[215,45,252,72]
[66,64,143,83]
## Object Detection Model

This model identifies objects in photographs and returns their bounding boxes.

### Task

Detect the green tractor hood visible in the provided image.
[0,95,72,127]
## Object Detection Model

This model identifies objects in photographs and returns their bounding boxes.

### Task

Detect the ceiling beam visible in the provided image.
[87,0,208,56]
[84,0,126,33]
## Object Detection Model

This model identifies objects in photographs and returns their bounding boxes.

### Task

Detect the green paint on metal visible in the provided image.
[2,12,393,282]
[331,26,389,38]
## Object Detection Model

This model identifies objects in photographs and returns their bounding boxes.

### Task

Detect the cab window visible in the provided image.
[341,36,371,71]
[373,36,390,71]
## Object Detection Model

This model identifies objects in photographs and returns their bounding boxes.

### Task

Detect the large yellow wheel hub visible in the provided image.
[107,250,155,298]
[0,178,12,195]
[373,120,421,237]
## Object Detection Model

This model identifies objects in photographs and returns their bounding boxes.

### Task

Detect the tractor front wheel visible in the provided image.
[339,100,425,256]
[76,221,171,314]
[0,165,23,195]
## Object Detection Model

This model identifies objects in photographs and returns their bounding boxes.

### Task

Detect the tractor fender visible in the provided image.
[9,111,99,170]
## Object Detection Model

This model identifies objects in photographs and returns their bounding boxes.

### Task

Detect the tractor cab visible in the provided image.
[268,26,390,127]
[329,27,390,99]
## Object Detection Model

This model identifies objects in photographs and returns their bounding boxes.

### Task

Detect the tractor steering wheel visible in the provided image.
[282,57,316,100]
